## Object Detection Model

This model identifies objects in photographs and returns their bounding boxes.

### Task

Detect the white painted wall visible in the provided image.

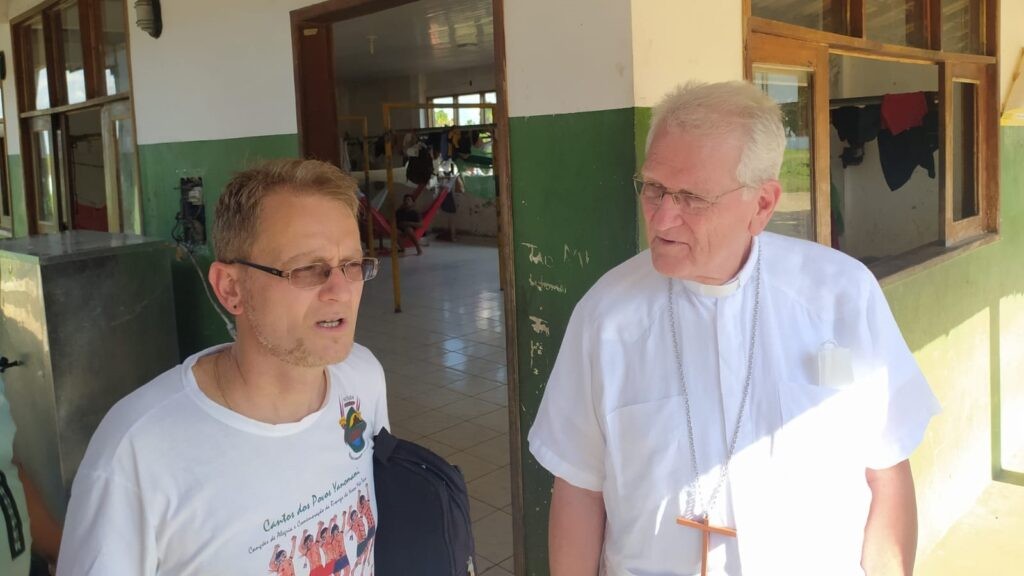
[630,0,744,106]
[7,0,314,145]
[836,56,938,98]
[0,0,1016,152]
[831,57,940,260]
[424,65,494,99]
[503,0,633,117]
[7,0,38,18]
[832,130,941,260]
[1000,0,1024,108]
[339,75,420,135]
[126,0,313,145]
[431,193,497,237]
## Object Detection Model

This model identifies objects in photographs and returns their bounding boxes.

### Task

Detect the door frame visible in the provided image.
[290,0,523,572]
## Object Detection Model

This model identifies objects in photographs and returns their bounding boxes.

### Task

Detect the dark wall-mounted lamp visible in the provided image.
[135,0,163,39]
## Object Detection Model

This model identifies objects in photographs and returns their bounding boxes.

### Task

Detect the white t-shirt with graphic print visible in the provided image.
[57,344,388,576]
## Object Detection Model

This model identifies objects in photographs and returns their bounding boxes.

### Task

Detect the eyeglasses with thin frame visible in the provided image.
[633,176,747,214]
[230,257,379,288]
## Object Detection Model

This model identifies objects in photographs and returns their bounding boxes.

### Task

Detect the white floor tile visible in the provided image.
[357,243,514,565]
[438,396,505,420]
[444,376,505,397]
[476,385,509,407]
[465,435,511,467]
[429,421,502,451]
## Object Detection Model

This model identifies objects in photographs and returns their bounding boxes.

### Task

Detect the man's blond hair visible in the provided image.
[213,159,360,262]
[647,81,786,189]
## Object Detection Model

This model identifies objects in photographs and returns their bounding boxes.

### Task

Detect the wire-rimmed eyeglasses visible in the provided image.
[231,257,379,288]
[633,176,747,214]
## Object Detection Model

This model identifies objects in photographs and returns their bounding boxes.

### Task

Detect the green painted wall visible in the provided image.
[139,134,300,240]
[8,155,27,237]
[881,126,1024,552]
[509,108,638,574]
[634,108,653,250]
[138,134,300,358]
[513,111,1024,569]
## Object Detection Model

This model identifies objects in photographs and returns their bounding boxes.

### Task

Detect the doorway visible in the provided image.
[291,1,520,573]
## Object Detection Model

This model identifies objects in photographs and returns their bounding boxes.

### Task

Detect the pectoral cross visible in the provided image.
[676,515,737,576]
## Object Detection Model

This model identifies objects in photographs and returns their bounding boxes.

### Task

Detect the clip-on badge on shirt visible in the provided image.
[818,341,854,389]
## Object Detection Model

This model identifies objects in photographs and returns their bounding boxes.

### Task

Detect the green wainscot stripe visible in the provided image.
[138,133,299,357]
[509,107,638,575]
[139,133,299,240]
[634,106,652,168]
[881,127,1024,488]
[462,173,496,200]
[634,107,653,250]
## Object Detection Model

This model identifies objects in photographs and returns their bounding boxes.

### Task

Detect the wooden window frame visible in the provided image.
[96,0,131,97]
[747,33,831,245]
[52,0,105,105]
[744,0,1000,277]
[0,122,11,236]
[12,0,135,235]
[16,15,56,113]
[27,116,62,234]
[942,61,990,243]
[101,100,142,233]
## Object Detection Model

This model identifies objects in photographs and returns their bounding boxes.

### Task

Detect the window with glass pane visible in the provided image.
[431,96,454,127]
[457,94,482,125]
[27,18,50,110]
[115,118,141,232]
[952,81,978,220]
[60,2,87,105]
[33,127,58,224]
[753,66,814,241]
[101,0,130,95]
[68,108,107,232]
[483,91,497,123]
[751,0,846,33]
[867,0,928,48]
[0,133,9,224]
[942,0,983,54]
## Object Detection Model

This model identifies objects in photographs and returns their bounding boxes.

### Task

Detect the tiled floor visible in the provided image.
[355,241,514,575]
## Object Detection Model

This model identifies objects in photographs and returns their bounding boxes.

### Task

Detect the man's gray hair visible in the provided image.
[647,81,787,188]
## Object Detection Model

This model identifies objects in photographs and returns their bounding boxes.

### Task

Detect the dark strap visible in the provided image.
[0,470,27,560]
[373,427,398,465]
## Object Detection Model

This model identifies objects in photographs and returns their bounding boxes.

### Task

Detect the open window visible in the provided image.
[13,0,139,235]
[746,0,999,278]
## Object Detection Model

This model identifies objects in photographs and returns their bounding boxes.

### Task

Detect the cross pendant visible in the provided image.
[676,515,737,576]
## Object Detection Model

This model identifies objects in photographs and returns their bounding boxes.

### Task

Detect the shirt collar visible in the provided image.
[680,236,760,299]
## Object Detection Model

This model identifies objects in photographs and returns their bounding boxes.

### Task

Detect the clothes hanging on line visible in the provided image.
[831,105,881,168]
[881,92,929,135]
[877,109,939,191]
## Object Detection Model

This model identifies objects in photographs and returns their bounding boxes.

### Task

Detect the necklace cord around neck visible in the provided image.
[667,248,762,520]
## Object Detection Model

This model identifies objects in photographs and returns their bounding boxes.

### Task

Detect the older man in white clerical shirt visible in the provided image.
[528,81,941,576]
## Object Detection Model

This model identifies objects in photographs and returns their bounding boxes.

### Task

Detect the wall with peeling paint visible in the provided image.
[506,2,1024,574]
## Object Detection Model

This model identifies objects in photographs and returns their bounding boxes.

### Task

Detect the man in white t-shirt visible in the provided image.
[529,82,940,575]
[58,159,389,575]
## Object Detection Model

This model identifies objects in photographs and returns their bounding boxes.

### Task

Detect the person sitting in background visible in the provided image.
[1,374,63,575]
[395,194,424,256]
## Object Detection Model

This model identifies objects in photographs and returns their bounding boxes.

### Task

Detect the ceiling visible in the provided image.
[332,0,494,81]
